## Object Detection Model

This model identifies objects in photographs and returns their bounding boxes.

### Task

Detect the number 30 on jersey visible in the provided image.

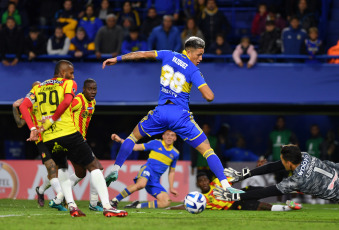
[160,65,186,93]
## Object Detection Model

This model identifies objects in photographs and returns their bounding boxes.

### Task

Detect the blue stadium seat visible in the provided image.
[331,9,339,21]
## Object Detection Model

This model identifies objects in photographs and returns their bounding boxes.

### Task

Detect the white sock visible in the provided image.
[58,168,76,207]
[89,175,99,207]
[220,179,231,189]
[70,174,83,187]
[50,178,64,204]
[136,204,141,209]
[90,169,111,209]
[271,205,292,211]
[38,176,51,194]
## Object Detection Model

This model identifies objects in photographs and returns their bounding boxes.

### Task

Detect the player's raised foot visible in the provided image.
[69,206,86,217]
[49,200,67,211]
[226,187,245,194]
[105,171,118,187]
[124,201,140,208]
[89,201,103,211]
[110,200,118,209]
[286,200,302,210]
[103,207,128,217]
[35,186,44,207]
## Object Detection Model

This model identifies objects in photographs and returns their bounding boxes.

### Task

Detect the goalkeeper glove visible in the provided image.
[224,167,251,183]
[213,185,241,201]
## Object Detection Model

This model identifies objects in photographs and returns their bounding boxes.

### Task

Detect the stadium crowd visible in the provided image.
[0,0,338,66]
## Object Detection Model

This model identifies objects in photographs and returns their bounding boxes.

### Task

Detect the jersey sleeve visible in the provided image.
[276,175,300,194]
[25,86,37,105]
[155,50,171,61]
[142,140,159,151]
[71,96,82,112]
[170,155,178,169]
[191,70,207,89]
[64,80,77,96]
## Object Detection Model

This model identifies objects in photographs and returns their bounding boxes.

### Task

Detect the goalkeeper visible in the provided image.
[214,144,339,202]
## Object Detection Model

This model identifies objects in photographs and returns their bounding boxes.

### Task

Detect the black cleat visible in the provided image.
[110,200,118,209]
[124,201,140,208]
[35,187,44,207]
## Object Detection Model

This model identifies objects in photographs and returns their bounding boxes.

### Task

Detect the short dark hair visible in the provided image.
[29,26,39,33]
[281,144,302,164]
[196,172,210,182]
[83,78,96,87]
[129,25,139,33]
[266,20,275,26]
[184,36,205,50]
[54,60,73,75]
[290,16,299,22]
[6,16,15,22]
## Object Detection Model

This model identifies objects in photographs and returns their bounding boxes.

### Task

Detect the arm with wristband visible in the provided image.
[102,51,157,69]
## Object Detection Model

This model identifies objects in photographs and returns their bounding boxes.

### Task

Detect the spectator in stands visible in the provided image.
[47,26,71,55]
[259,20,281,55]
[148,15,181,52]
[24,26,47,61]
[301,27,324,61]
[38,0,61,26]
[281,16,307,54]
[207,33,232,55]
[328,40,339,64]
[140,7,162,37]
[295,0,317,32]
[121,17,134,38]
[222,136,259,162]
[251,3,268,36]
[117,1,141,27]
[266,7,286,32]
[181,18,204,48]
[54,0,78,39]
[94,14,124,59]
[306,124,323,159]
[96,0,114,24]
[194,0,206,21]
[121,26,147,55]
[78,4,103,42]
[232,37,257,68]
[321,130,339,162]
[0,16,24,66]
[147,0,180,22]
[1,2,21,26]
[69,27,94,59]
[198,0,231,48]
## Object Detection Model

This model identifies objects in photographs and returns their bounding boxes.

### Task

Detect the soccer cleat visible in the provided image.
[105,171,118,187]
[35,186,44,207]
[226,187,245,194]
[69,206,86,217]
[103,207,128,217]
[89,201,103,211]
[124,201,140,208]
[110,200,118,209]
[49,200,68,211]
[286,200,302,210]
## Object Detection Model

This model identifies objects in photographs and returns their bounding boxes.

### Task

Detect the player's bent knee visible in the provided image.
[44,159,58,178]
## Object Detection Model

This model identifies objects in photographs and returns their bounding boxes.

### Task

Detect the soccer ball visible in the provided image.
[184,191,206,214]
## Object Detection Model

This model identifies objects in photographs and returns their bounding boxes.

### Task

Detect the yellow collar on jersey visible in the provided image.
[162,140,173,151]
[182,50,191,60]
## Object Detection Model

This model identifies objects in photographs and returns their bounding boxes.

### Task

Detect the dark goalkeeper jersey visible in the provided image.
[276,152,339,201]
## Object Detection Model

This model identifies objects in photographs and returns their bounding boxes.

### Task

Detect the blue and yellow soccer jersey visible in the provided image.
[142,139,179,174]
[155,50,207,110]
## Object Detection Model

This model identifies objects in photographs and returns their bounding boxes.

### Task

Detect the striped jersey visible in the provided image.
[203,178,234,210]
[71,93,96,139]
[26,77,77,142]
[20,101,43,144]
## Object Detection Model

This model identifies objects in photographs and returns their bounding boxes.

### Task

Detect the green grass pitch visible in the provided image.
[1,199,339,230]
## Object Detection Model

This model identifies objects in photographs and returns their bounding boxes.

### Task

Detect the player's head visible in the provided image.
[184,36,205,66]
[32,81,41,88]
[162,130,177,145]
[54,60,74,80]
[83,78,97,101]
[196,172,211,193]
[280,144,302,171]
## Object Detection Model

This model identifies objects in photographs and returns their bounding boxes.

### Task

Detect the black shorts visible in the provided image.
[44,131,95,167]
[36,142,52,164]
[230,200,260,211]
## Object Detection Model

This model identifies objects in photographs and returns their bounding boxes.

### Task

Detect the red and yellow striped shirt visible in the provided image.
[21,101,43,143]
[203,178,234,210]
[71,93,96,139]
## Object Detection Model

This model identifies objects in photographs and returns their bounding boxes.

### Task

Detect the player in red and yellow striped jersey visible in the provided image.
[71,78,97,139]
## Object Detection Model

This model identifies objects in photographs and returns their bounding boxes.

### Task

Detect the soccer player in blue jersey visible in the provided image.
[102,36,242,193]
[110,130,179,209]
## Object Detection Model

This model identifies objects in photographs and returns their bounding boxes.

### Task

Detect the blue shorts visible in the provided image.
[134,164,167,198]
[138,104,207,148]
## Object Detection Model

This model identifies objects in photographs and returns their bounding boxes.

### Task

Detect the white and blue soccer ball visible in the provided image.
[184,191,206,214]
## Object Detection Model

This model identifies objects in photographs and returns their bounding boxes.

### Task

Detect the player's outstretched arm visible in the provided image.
[102,51,157,69]
[198,85,214,102]
[12,98,26,128]
[111,133,144,151]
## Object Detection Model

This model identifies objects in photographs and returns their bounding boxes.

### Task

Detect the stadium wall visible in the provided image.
[1,62,339,105]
